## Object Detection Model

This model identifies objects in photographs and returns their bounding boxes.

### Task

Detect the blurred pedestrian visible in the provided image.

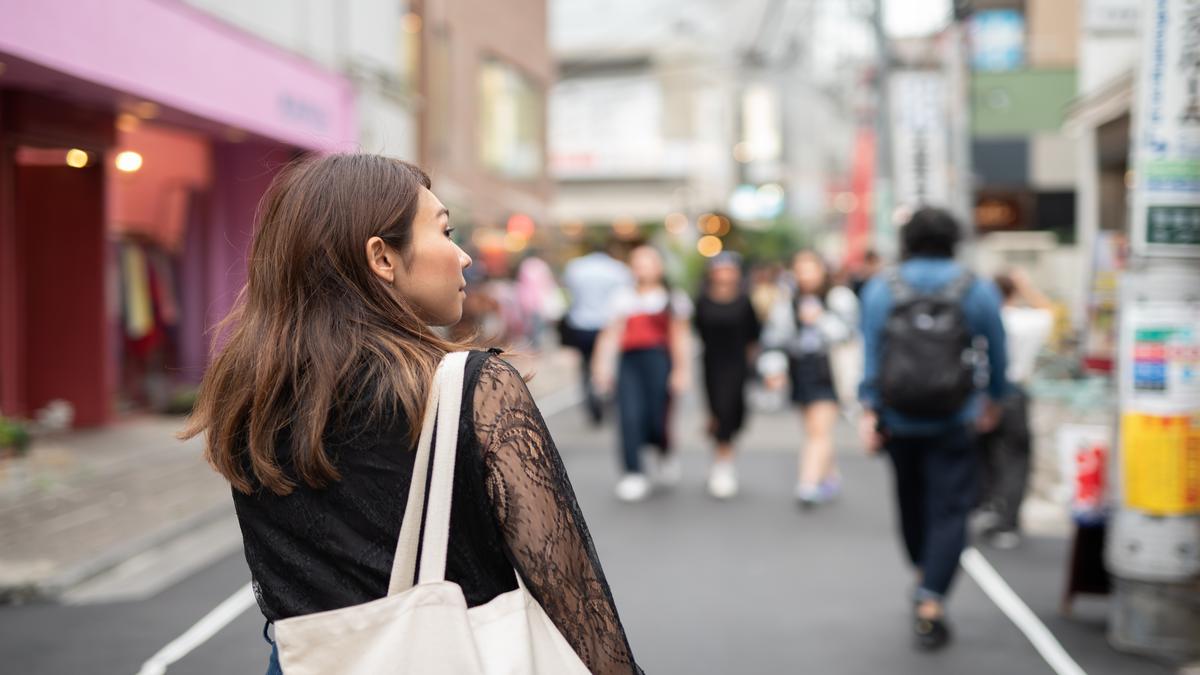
[516,253,563,350]
[749,262,784,322]
[850,249,883,297]
[762,250,859,508]
[858,207,1008,651]
[593,244,693,502]
[181,154,641,674]
[976,269,1054,549]
[693,252,761,499]
[561,239,633,425]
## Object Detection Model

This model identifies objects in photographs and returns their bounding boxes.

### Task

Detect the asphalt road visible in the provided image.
[0,387,1174,675]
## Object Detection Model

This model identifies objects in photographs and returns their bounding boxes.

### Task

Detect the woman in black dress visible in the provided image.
[180,154,640,674]
[693,253,761,499]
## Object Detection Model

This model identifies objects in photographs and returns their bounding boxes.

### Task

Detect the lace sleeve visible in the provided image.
[472,356,643,675]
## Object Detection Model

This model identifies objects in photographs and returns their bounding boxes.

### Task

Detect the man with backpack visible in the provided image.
[858,208,1008,651]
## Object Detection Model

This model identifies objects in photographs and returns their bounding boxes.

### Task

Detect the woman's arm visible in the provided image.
[668,315,692,395]
[472,357,642,675]
[590,319,622,395]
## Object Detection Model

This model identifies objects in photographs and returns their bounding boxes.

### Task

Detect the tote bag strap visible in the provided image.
[387,351,468,595]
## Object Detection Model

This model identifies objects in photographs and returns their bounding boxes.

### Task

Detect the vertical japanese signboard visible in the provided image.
[890,70,951,211]
[1130,0,1200,257]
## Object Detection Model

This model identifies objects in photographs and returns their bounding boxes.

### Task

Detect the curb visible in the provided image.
[0,501,234,605]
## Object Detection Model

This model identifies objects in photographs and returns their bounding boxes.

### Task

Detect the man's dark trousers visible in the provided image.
[885,425,978,600]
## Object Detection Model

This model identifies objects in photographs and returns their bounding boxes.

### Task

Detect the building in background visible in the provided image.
[957,0,1084,316]
[548,0,869,267]
[1063,0,1141,363]
[416,0,553,273]
[0,0,357,427]
[0,0,554,428]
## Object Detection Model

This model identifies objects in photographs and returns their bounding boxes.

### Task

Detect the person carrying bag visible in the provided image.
[181,154,641,674]
[276,352,589,674]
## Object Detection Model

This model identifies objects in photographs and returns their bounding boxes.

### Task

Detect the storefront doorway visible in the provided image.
[9,147,110,427]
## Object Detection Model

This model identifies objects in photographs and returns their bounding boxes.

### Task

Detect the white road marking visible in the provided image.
[134,582,255,675]
[961,546,1088,675]
[133,384,584,673]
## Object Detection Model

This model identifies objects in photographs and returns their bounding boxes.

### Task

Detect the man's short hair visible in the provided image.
[994,272,1016,300]
[900,208,961,259]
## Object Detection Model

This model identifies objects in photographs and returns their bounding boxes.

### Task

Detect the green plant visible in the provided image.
[165,387,200,416]
[0,415,32,457]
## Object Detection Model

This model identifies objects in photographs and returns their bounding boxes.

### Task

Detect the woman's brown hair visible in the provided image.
[180,153,469,496]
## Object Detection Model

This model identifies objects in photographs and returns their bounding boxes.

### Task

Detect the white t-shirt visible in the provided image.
[609,287,694,323]
[1002,306,1053,385]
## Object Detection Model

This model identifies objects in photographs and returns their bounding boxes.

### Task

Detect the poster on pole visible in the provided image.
[1118,266,1200,514]
[1121,300,1200,410]
[890,70,951,211]
[1129,0,1200,257]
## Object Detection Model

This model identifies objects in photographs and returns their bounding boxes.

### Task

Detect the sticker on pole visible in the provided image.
[1120,412,1200,515]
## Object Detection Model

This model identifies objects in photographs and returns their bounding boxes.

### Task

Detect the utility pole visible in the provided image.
[1108,0,1200,662]
[871,0,895,260]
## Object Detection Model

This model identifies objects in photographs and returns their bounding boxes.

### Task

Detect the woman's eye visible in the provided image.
[444,228,456,239]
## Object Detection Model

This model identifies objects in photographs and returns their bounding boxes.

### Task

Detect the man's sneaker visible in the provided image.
[707,461,738,500]
[971,508,1001,536]
[654,454,683,488]
[913,614,952,651]
[614,473,651,502]
[988,529,1021,550]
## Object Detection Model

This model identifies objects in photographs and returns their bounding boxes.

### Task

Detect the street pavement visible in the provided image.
[0,376,1178,674]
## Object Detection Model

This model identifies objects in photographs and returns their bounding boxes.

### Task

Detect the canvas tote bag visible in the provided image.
[275,352,592,674]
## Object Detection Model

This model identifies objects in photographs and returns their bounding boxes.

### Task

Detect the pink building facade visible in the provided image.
[0,0,357,426]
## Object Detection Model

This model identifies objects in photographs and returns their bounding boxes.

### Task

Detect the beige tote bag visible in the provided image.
[275,352,592,674]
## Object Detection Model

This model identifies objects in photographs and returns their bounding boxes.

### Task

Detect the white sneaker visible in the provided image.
[614,473,651,502]
[655,455,682,488]
[707,461,738,499]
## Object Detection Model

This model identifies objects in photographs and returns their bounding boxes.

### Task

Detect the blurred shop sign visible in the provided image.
[1057,424,1111,524]
[974,194,1023,231]
[278,93,330,133]
[890,71,951,211]
[1084,0,1141,33]
[969,10,1025,72]
[1129,0,1200,257]
[550,76,689,179]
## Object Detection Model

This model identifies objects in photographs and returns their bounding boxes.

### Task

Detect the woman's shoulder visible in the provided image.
[465,349,530,406]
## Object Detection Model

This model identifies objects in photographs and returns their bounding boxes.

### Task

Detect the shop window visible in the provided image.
[1035,191,1076,243]
[478,56,543,180]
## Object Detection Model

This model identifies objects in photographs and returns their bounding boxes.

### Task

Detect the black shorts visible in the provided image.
[789,354,838,406]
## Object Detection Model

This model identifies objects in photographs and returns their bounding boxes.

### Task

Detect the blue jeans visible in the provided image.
[264,621,282,675]
[616,347,672,473]
[884,426,978,602]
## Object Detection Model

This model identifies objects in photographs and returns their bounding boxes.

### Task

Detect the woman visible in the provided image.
[762,250,859,508]
[180,154,641,674]
[693,253,761,499]
[593,244,692,503]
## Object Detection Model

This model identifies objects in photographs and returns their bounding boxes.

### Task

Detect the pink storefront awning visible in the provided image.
[0,0,357,151]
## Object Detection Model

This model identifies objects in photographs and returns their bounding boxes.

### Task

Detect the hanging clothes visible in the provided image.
[121,244,153,339]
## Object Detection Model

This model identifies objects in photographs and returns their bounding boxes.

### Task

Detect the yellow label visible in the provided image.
[1121,412,1200,515]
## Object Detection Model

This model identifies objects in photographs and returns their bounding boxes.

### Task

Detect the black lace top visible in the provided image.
[232,350,641,674]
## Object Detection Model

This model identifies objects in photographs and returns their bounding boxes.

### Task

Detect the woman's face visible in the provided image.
[793,253,826,293]
[709,263,741,289]
[629,246,664,285]
[368,187,472,326]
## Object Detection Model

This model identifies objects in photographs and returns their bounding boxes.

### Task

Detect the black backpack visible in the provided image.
[879,269,976,418]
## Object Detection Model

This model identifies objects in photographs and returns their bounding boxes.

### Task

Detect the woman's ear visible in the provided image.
[366,236,396,285]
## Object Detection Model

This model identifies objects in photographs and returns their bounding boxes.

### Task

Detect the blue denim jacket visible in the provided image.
[858,257,1009,436]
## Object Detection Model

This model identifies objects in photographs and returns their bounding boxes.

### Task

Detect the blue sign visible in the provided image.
[970,10,1025,72]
